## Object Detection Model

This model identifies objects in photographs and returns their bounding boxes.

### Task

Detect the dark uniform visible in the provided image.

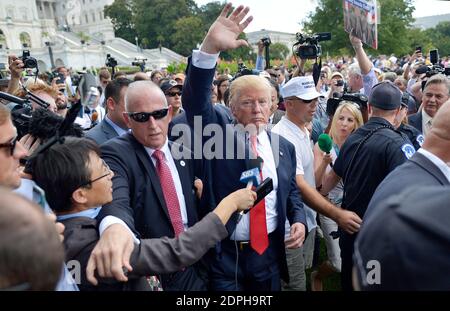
[398,123,424,151]
[333,117,415,291]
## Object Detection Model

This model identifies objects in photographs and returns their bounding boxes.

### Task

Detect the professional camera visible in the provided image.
[326,92,368,116]
[261,37,271,47]
[19,50,38,69]
[293,32,331,59]
[132,58,147,72]
[232,63,261,81]
[415,49,450,78]
[105,54,118,68]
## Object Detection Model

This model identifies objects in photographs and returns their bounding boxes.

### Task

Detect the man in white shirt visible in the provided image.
[272,76,362,290]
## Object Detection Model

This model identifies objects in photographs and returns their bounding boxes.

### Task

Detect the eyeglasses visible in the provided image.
[288,97,313,104]
[128,108,169,122]
[0,135,18,156]
[166,92,182,97]
[78,159,112,189]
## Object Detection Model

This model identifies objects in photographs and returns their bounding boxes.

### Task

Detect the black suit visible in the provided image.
[365,151,450,221]
[98,133,205,290]
[408,111,423,133]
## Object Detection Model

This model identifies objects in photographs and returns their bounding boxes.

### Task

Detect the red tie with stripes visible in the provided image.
[249,135,269,255]
[152,150,184,236]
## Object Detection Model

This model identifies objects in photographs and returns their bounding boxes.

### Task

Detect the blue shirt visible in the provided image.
[104,115,128,136]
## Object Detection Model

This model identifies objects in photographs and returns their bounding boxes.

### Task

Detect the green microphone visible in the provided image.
[318,133,333,167]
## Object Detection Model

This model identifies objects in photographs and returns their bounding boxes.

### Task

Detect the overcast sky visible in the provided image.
[194,0,450,33]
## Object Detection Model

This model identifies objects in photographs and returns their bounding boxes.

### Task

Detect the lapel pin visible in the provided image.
[280,151,284,156]
[180,160,186,167]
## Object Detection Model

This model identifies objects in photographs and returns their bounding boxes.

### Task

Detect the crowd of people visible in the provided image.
[0,3,449,292]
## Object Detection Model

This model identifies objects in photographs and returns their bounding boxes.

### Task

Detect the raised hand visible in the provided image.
[200,3,253,55]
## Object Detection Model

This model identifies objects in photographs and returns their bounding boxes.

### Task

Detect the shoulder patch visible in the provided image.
[416,135,424,147]
[401,144,416,159]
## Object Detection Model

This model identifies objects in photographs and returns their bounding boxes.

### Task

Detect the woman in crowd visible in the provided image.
[312,101,364,291]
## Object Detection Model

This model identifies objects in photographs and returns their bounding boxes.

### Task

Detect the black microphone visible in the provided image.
[0,91,28,105]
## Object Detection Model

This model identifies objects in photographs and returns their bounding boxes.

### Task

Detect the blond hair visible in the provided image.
[329,101,364,141]
[228,75,271,108]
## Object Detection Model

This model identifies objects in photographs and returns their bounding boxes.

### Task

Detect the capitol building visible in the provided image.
[0,0,184,71]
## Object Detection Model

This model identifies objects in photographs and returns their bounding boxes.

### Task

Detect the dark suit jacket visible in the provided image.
[85,119,119,145]
[181,60,307,282]
[98,134,204,290]
[365,152,450,221]
[62,213,227,291]
[408,111,423,133]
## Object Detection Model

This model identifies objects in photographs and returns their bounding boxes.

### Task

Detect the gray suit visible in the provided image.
[271,109,285,125]
[85,119,119,145]
[365,151,450,221]
[62,212,227,291]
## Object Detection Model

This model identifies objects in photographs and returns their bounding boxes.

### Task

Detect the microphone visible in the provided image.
[0,91,28,105]
[318,133,333,168]
[238,167,262,216]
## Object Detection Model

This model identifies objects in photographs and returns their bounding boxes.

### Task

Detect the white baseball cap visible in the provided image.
[281,76,322,101]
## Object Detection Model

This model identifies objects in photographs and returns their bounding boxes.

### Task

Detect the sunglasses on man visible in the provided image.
[0,135,18,156]
[127,108,169,122]
[166,91,182,97]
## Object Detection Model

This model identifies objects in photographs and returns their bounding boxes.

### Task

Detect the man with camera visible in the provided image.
[320,81,415,291]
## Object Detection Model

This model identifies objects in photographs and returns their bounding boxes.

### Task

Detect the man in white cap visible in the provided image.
[272,76,362,290]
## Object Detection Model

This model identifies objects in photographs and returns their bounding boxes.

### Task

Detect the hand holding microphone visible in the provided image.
[318,133,334,168]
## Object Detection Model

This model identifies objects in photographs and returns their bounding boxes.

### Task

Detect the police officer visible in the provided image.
[398,92,424,150]
[320,81,415,291]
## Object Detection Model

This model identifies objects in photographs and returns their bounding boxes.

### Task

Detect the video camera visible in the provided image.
[326,92,368,116]
[415,49,450,78]
[105,54,118,69]
[19,50,38,69]
[293,32,331,59]
[261,37,271,47]
[232,63,261,81]
[131,58,147,72]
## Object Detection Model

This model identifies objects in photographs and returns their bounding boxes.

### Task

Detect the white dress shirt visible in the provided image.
[231,131,279,241]
[418,148,450,183]
[421,110,433,137]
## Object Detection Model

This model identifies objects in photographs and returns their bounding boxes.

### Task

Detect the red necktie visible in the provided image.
[249,135,269,255]
[152,150,184,236]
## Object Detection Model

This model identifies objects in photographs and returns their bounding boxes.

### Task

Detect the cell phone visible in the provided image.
[415,46,422,53]
[336,80,344,87]
[243,178,274,214]
[430,49,439,65]
[56,73,65,85]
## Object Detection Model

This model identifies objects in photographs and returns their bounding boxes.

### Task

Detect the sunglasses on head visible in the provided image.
[128,108,169,122]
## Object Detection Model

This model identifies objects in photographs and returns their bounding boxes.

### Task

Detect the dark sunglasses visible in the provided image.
[0,135,18,156]
[166,91,182,97]
[128,108,169,122]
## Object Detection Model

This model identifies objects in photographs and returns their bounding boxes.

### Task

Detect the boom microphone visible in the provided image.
[0,91,28,105]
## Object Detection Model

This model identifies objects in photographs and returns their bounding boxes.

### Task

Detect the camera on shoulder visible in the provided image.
[293,32,331,59]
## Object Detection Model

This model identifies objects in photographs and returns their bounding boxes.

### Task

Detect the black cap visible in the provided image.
[369,81,402,110]
[160,79,182,94]
[354,185,450,290]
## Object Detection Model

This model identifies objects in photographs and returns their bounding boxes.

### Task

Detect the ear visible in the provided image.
[106,97,115,112]
[72,188,88,205]
[123,112,132,128]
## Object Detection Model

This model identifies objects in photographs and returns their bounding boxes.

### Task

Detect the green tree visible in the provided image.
[269,43,290,60]
[425,21,450,57]
[303,0,415,56]
[197,1,226,32]
[104,0,137,43]
[133,0,197,50]
[171,16,205,56]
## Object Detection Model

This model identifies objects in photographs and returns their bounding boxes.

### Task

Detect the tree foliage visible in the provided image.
[425,22,450,57]
[269,43,290,60]
[172,16,205,56]
[104,0,137,43]
[303,0,415,56]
